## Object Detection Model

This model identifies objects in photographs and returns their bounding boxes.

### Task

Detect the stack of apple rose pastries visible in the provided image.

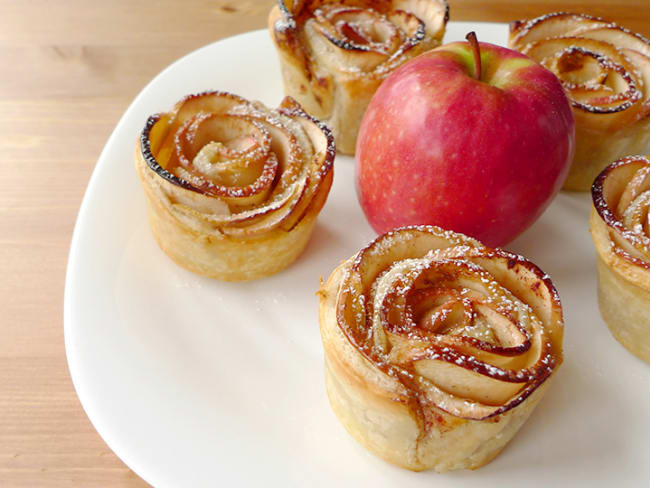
[135,91,334,281]
[509,12,650,191]
[318,226,563,472]
[269,0,449,154]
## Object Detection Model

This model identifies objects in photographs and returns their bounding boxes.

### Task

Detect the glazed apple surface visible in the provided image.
[356,34,575,247]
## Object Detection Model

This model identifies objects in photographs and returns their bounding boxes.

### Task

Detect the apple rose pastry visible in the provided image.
[591,155,650,362]
[318,226,563,472]
[135,91,334,281]
[509,12,650,191]
[268,0,448,154]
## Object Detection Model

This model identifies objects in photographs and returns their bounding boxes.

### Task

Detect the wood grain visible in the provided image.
[1,0,647,486]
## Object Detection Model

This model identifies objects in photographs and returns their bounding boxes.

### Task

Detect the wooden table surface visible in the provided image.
[1,0,647,486]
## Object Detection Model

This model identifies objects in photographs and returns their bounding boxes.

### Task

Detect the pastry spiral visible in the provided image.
[135,91,334,281]
[590,155,650,362]
[269,0,448,154]
[318,226,563,472]
[509,12,650,191]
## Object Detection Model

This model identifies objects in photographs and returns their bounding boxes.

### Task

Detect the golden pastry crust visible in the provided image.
[509,12,650,191]
[318,226,564,472]
[135,91,334,281]
[269,0,448,155]
[590,155,650,362]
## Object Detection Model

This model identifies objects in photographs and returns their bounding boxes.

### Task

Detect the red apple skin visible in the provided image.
[355,41,575,248]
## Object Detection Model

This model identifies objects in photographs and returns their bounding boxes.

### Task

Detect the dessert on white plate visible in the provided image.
[318,226,564,472]
[591,154,650,362]
[135,91,334,281]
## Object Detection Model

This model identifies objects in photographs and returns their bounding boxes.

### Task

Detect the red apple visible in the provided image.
[355,33,575,247]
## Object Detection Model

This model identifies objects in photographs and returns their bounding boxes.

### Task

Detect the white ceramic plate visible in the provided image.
[65,22,650,487]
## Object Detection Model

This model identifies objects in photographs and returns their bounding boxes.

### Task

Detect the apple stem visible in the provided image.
[465,31,482,81]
